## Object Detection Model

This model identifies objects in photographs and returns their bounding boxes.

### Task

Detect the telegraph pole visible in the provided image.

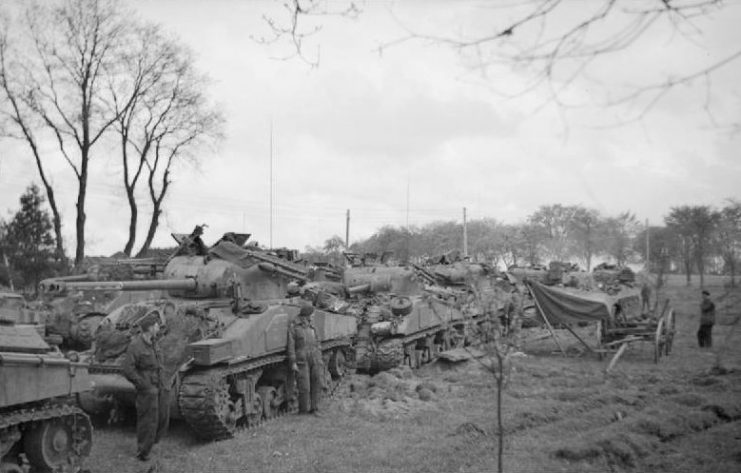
[269,120,274,249]
[463,207,468,258]
[645,218,650,272]
[345,209,350,249]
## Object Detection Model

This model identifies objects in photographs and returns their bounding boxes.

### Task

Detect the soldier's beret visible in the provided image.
[702,290,710,296]
[138,310,160,330]
[298,304,314,317]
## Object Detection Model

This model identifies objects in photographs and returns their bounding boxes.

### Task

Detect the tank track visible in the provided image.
[369,339,405,372]
[178,344,350,441]
[0,403,92,471]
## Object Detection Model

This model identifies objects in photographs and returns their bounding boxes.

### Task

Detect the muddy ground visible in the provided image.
[85,279,741,473]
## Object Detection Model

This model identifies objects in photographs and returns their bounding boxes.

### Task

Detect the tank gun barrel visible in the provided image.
[347,283,371,294]
[244,249,309,281]
[410,264,438,285]
[257,262,308,282]
[40,278,198,295]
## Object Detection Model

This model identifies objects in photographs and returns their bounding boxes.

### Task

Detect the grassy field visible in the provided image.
[85,278,741,473]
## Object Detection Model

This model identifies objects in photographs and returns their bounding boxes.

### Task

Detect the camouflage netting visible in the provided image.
[93,300,216,378]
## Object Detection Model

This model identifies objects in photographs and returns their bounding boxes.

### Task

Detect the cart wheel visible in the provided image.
[596,321,605,361]
[654,317,665,363]
[664,309,676,356]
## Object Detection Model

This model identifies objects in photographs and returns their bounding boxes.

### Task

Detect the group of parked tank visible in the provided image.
[0,226,639,471]
[25,229,509,446]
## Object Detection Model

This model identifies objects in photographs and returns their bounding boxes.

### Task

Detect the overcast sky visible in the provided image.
[1,0,739,256]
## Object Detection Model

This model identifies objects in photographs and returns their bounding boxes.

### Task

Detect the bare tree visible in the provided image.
[665,205,719,287]
[134,69,224,257]
[274,1,738,126]
[528,204,578,262]
[0,21,67,265]
[255,0,361,67]
[568,206,603,271]
[716,200,741,286]
[603,211,640,266]
[1,0,134,267]
[106,24,222,257]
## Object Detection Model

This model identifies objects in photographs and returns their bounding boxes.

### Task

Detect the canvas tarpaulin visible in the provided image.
[527,281,617,325]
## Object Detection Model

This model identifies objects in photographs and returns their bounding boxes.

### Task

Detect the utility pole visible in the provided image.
[345,209,350,249]
[269,120,274,249]
[645,218,650,272]
[406,177,410,262]
[463,207,468,259]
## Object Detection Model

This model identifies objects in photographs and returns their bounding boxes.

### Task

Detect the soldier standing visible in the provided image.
[641,282,652,313]
[287,303,324,415]
[122,310,169,461]
[698,290,716,348]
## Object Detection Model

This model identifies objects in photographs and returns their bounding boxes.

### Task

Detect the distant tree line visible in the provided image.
[306,202,741,287]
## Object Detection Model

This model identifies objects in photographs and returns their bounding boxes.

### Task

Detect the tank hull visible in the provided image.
[0,325,94,472]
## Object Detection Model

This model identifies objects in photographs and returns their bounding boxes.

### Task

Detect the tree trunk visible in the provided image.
[136,205,161,257]
[497,368,503,473]
[74,155,89,267]
[123,190,137,256]
[40,173,66,266]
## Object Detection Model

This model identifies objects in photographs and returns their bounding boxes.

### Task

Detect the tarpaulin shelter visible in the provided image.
[524,280,642,354]
[527,281,615,325]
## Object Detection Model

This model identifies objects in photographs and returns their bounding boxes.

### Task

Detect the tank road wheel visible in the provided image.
[654,317,665,364]
[404,342,421,369]
[328,349,352,380]
[244,392,263,428]
[257,386,279,420]
[214,378,239,432]
[24,412,92,473]
[437,329,451,352]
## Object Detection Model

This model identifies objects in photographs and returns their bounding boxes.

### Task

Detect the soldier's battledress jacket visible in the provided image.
[287,319,322,365]
[122,335,166,392]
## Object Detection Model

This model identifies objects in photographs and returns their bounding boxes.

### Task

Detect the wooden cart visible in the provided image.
[596,302,676,363]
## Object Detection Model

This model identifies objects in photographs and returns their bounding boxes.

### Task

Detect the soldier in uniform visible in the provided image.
[287,303,324,415]
[122,310,169,461]
[641,282,652,313]
[698,290,716,348]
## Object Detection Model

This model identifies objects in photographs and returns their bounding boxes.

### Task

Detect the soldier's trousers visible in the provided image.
[296,355,323,413]
[135,388,170,457]
[697,324,713,348]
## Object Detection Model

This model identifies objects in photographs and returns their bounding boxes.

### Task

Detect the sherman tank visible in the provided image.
[340,252,481,373]
[41,229,357,441]
[0,323,93,473]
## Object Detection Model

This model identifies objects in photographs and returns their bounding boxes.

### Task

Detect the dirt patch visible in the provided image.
[669,393,706,407]
[554,432,653,469]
